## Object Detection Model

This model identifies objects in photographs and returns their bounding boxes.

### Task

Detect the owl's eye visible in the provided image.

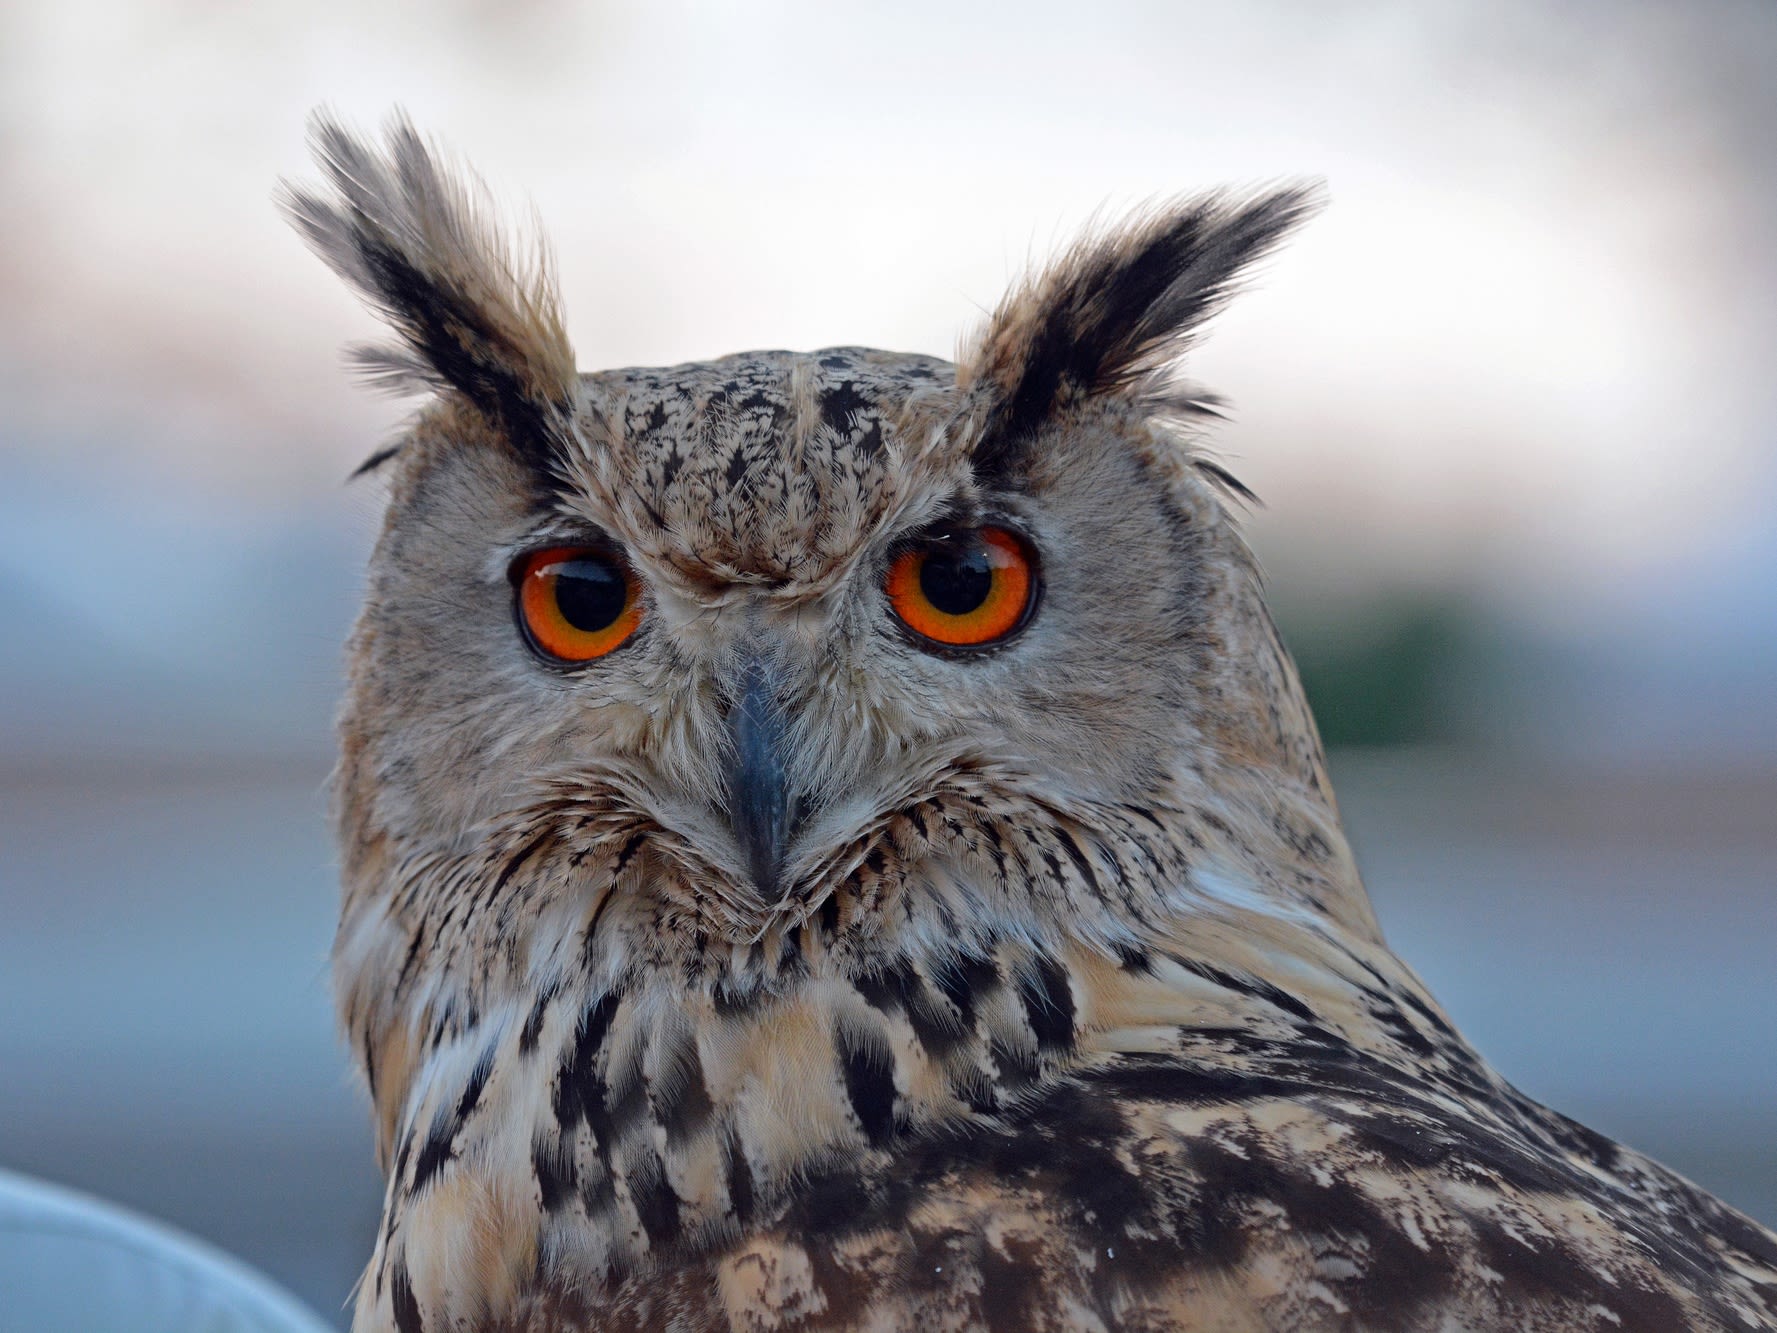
[887,526,1037,649]
[515,547,643,663]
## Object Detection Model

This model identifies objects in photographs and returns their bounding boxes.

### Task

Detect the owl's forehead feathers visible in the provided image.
[286,112,1318,593]
[558,347,966,597]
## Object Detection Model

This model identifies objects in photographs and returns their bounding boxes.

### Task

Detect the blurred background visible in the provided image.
[2,0,1773,1324]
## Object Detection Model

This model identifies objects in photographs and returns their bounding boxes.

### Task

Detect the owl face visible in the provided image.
[291,112,1332,1023]
[352,342,1244,952]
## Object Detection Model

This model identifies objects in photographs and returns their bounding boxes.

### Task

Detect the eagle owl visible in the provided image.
[286,117,1777,1333]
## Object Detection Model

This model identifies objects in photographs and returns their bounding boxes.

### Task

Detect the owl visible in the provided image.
[285,116,1777,1333]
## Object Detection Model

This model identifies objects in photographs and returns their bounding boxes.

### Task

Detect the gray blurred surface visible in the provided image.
[0,762,378,1328]
[2,751,1772,1326]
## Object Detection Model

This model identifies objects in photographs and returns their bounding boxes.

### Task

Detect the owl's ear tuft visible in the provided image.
[961,186,1321,475]
[281,111,578,466]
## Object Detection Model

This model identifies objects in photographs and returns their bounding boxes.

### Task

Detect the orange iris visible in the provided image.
[886,526,1036,648]
[516,547,643,662]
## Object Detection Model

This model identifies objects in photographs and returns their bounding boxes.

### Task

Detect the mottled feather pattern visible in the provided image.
[287,116,1777,1331]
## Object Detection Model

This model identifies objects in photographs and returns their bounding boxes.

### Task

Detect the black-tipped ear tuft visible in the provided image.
[962,186,1320,475]
[280,110,578,467]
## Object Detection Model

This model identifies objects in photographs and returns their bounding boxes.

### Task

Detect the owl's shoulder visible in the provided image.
[493,1029,1777,1332]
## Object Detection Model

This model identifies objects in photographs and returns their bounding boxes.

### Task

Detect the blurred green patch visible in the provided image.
[1273,598,1485,748]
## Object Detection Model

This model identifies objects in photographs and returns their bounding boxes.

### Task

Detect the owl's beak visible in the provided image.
[724,655,797,901]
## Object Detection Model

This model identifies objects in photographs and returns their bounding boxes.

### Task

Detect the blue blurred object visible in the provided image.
[0,1168,334,1333]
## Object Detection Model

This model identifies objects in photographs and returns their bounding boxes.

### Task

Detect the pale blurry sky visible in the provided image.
[1,0,1774,610]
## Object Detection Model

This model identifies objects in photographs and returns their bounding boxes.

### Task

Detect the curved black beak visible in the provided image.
[725,656,797,901]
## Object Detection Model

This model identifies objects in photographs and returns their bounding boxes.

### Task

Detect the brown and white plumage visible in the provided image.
[285,115,1777,1332]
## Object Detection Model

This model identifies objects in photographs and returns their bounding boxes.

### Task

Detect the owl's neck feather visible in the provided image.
[337,764,1471,1331]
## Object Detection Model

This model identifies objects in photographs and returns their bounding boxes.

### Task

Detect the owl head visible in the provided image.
[287,116,1368,1159]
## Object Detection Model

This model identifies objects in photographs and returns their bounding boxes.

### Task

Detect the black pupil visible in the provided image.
[552,558,628,632]
[919,539,994,616]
